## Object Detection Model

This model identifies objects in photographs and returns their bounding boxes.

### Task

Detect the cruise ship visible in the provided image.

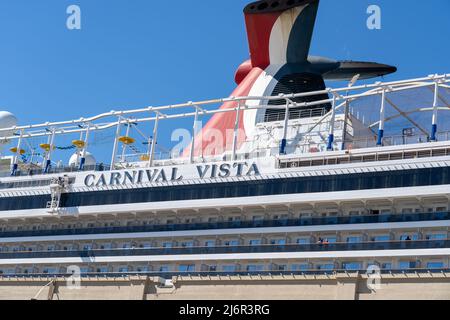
[0,0,449,300]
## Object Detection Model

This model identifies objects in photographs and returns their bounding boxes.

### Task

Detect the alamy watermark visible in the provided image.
[66,5,81,30]
[366,265,382,291]
[367,5,382,30]
[66,265,82,289]
[63,5,382,32]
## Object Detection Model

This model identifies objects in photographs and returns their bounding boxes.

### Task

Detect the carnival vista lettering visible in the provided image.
[84,162,260,187]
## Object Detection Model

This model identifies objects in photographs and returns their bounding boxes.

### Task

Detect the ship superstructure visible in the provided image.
[0,0,449,300]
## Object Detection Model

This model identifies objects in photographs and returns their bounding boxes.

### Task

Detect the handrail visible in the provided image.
[0,74,448,139]
[0,240,449,260]
[0,211,448,239]
[2,269,450,279]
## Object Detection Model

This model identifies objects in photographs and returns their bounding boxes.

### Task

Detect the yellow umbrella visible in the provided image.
[72,140,86,149]
[10,147,25,155]
[118,136,135,145]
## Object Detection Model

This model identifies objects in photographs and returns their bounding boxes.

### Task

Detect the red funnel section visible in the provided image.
[183,67,264,158]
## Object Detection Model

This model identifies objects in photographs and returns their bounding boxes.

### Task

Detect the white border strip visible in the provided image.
[1,248,449,266]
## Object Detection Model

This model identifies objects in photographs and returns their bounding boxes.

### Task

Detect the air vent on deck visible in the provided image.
[264,73,331,122]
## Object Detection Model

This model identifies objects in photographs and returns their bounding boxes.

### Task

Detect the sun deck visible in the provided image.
[0,74,449,180]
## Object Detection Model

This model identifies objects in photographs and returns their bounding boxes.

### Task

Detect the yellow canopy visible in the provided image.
[118,136,135,145]
[72,140,86,149]
[10,147,25,155]
[39,143,53,152]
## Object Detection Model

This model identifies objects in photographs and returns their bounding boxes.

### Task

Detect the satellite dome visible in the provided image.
[69,151,96,167]
[0,111,17,139]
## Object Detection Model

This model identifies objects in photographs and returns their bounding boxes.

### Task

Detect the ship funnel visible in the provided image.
[183,0,396,159]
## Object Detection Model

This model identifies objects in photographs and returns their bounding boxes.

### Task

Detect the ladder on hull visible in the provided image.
[46,176,70,214]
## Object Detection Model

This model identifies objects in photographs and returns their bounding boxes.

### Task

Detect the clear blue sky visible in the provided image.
[0,0,449,160]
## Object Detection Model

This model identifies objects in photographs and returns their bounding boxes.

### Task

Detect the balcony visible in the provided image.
[0,240,448,260]
[0,211,449,239]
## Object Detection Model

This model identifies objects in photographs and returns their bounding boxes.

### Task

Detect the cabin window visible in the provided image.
[224,240,239,246]
[179,265,196,272]
[426,234,447,240]
[222,265,237,272]
[316,264,334,271]
[204,240,216,247]
[373,235,390,242]
[347,236,362,243]
[399,261,417,270]
[296,238,310,245]
[381,263,392,270]
[291,264,309,271]
[247,265,265,272]
[343,262,363,271]
[270,239,286,245]
[427,262,444,269]
[159,265,170,272]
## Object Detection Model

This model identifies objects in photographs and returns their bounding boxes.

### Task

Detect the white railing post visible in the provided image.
[148,112,160,167]
[79,124,90,171]
[431,81,439,142]
[231,101,242,161]
[110,118,122,170]
[41,135,50,171]
[11,130,23,176]
[2,74,449,175]
[280,96,289,155]
[377,89,386,146]
[327,93,337,151]
[190,104,199,164]
[341,97,350,151]
[121,120,131,162]
[44,129,56,173]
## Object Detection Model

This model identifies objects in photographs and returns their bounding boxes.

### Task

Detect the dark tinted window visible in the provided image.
[0,167,448,211]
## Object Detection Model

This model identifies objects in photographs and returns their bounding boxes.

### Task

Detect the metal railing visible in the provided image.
[1,74,448,177]
[3,164,110,179]
[0,211,448,239]
[350,131,450,150]
[2,269,450,280]
[1,240,449,260]
[280,145,450,169]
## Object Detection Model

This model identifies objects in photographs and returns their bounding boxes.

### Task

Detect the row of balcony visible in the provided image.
[0,240,448,260]
[1,211,449,239]
[1,268,450,280]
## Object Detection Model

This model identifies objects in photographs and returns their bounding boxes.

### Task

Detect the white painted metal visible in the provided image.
[0,74,447,142]
[232,102,242,160]
[189,105,199,164]
[148,112,160,167]
[110,119,122,169]
[120,121,131,162]
[1,220,449,244]
[81,124,91,160]
[12,130,23,169]
[432,81,440,140]
[1,182,449,220]
[1,248,449,266]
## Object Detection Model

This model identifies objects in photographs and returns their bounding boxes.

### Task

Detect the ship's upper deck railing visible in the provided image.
[1,74,449,176]
[0,211,448,239]
[0,240,449,261]
[1,74,448,138]
[3,269,450,280]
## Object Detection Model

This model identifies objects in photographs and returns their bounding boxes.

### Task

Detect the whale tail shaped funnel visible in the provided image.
[183,0,396,159]
[244,0,320,68]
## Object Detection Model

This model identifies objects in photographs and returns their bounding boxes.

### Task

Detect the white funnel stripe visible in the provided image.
[268,5,305,64]
[242,64,284,140]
